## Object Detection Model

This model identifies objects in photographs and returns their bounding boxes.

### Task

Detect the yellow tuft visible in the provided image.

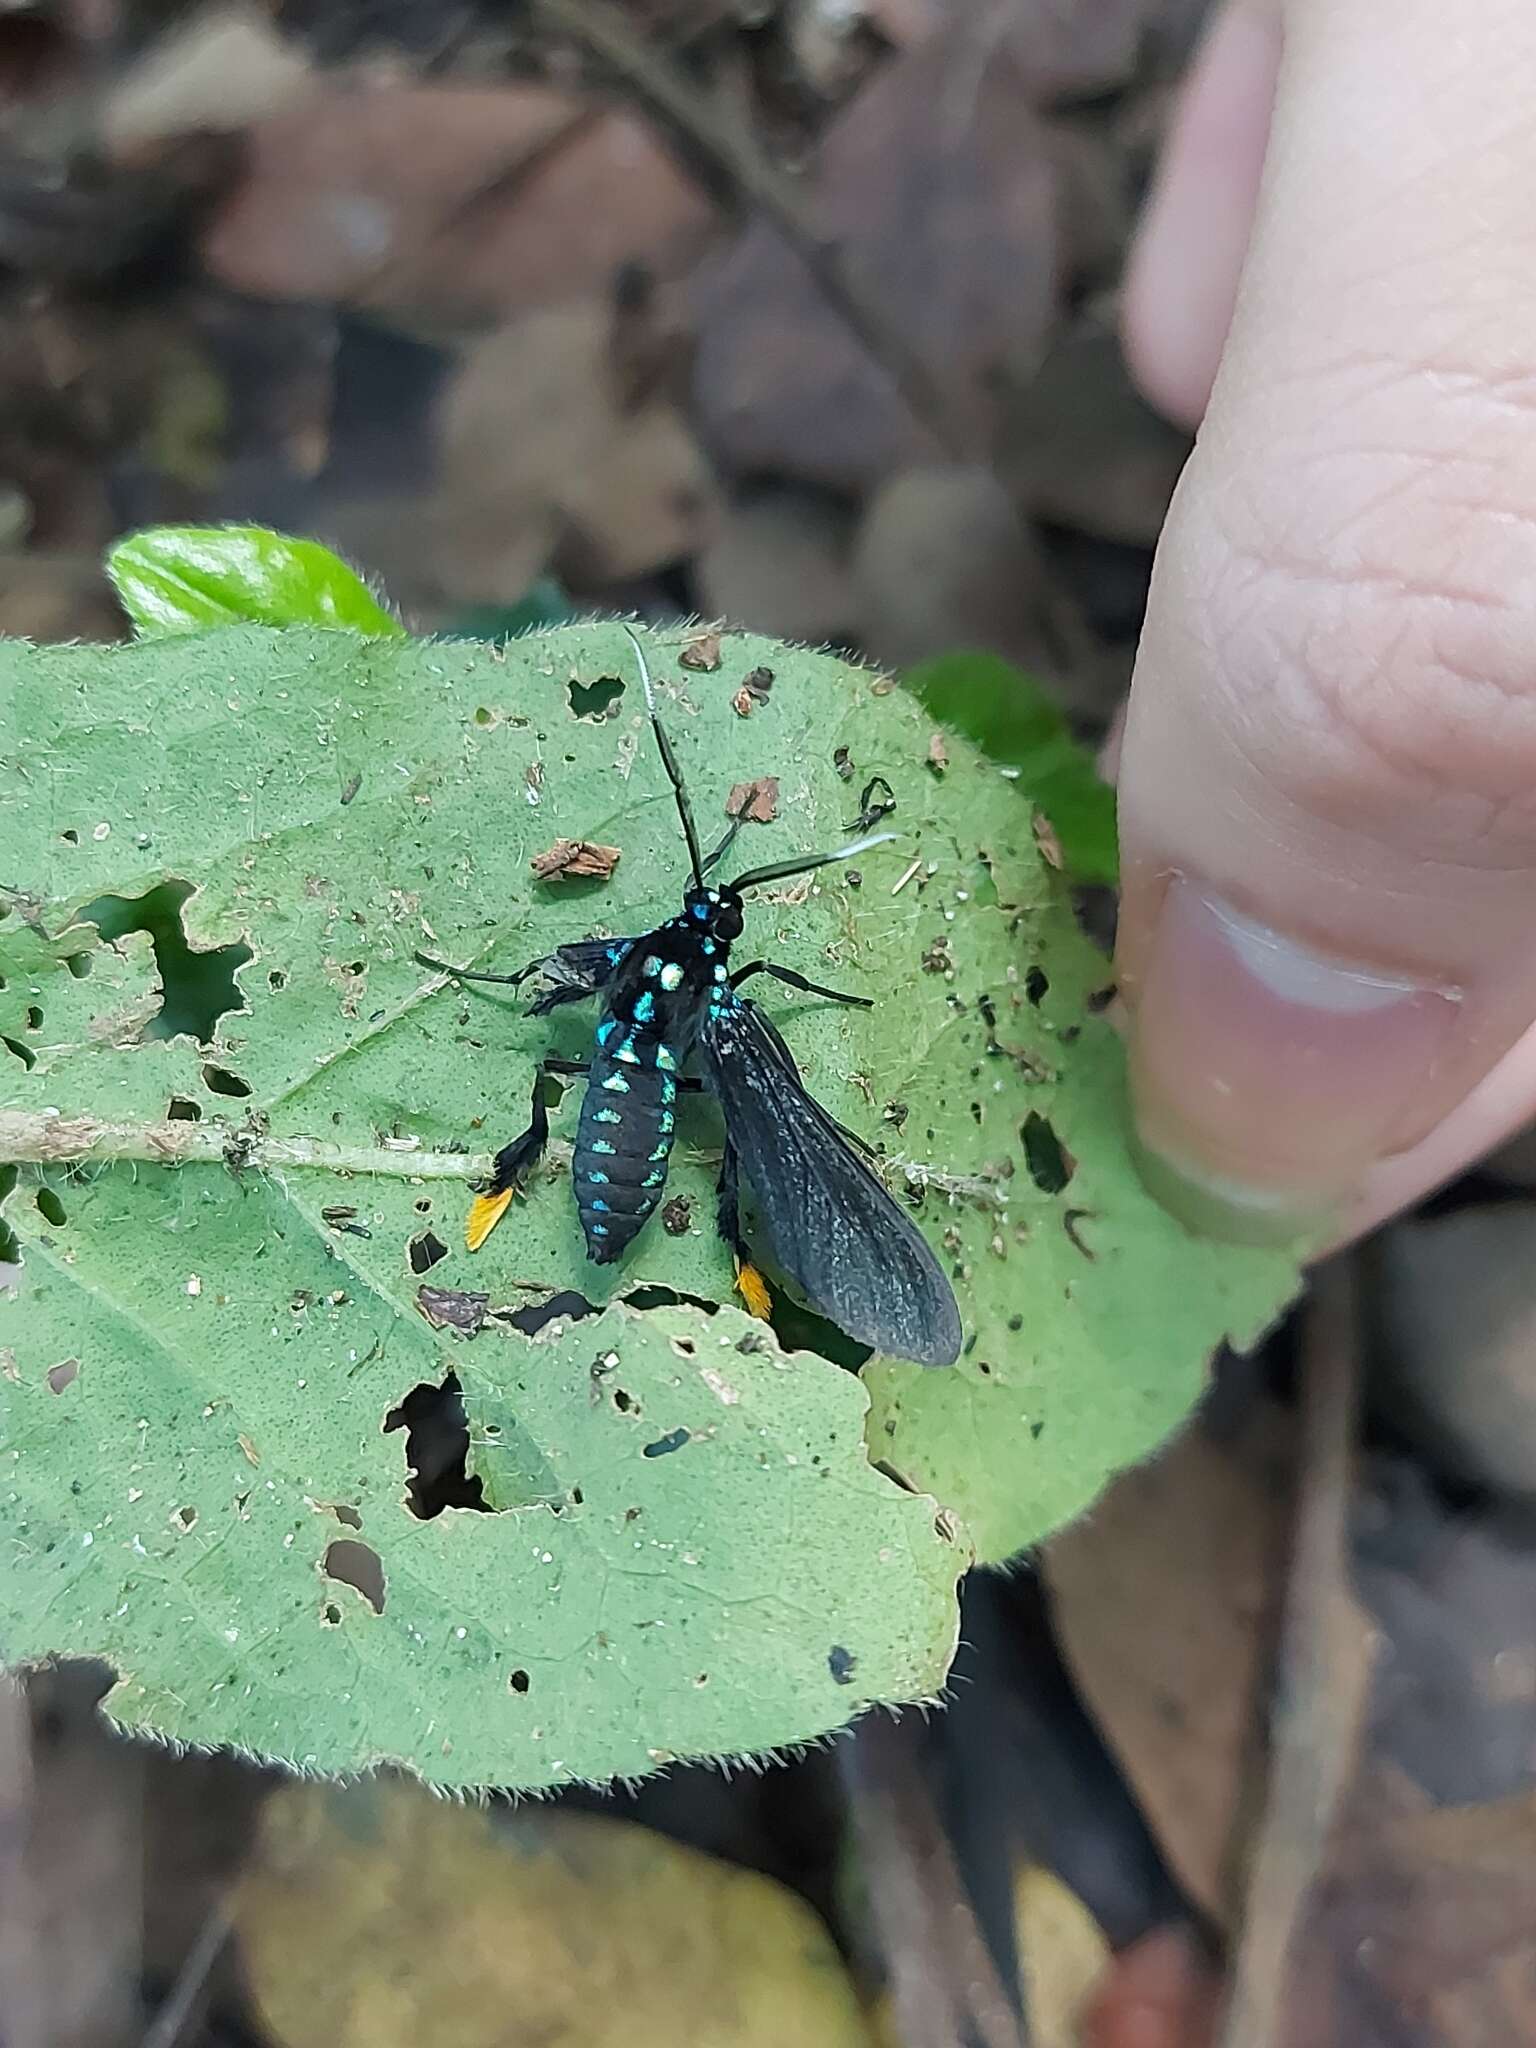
[734,1259,772,1322]
[466,1186,516,1252]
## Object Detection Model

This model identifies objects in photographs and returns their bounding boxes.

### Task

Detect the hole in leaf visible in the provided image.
[322,1538,386,1615]
[174,1505,197,1530]
[623,1283,720,1317]
[24,1006,42,1031]
[322,1602,342,1626]
[80,881,251,1044]
[65,950,90,979]
[408,1231,448,1275]
[324,1503,363,1529]
[384,1374,490,1519]
[60,828,78,845]
[769,1290,872,1373]
[499,1289,596,1338]
[46,1358,79,1395]
[567,672,626,721]
[35,1189,65,1227]
[1024,966,1049,1005]
[2,1036,35,1069]
[166,1097,201,1121]
[510,1668,530,1694]
[202,1064,251,1098]
[268,968,287,991]
[536,1069,568,1113]
[1021,1113,1073,1195]
[0,1166,20,1267]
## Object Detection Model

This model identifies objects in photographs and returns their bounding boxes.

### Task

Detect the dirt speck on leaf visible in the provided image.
[531,838,622,881]
[731,686,756,718]
[678,629,722,671]
[662,1196,692,1237]
[927,731,949,772]
[725,777,780,824]
[417,1285,491,1335]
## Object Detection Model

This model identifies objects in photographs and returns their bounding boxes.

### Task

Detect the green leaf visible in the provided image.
[0,623,1295,1783]
[440,578,577,642]
[106,525,405,639]
[905,650,1119,884]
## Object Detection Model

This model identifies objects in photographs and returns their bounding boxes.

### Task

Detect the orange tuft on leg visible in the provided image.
[466,1186,516,1252]
[734,1259,772,1321]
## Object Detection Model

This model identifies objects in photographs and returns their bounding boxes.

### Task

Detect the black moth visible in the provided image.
[420,630,962,1369]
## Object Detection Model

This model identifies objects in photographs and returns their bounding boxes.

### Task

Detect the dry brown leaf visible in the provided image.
[235,1779,869,2048]
[696,488,859,646]
[530,837,622,881]
[1031,812,1063,868]
[678,629,722,671]
[1045,1400,1294,1926]
[692,38,1058,493]
[724,776,780,824]
[202,85,714,324]
[336,303,719,609]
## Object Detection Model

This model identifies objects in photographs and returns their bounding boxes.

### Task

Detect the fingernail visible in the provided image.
[1127,881,1462,1243]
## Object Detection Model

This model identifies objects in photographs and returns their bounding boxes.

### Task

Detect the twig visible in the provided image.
[842,1715,1028,2048]
[1215,1257,1377,2048]
[139,1895,235,2048]
[0,1109,495,1181]
[532,0,972,462]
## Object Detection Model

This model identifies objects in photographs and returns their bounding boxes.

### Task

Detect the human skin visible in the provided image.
[1115,0,1536,1246]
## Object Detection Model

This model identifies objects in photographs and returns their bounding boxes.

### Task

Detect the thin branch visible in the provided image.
[532,0,972,462]
[1216,1257,1377,2048]
[0,1110,497,1181]
[139,1896,235,2048]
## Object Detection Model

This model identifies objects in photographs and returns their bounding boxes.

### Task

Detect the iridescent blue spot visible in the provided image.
[713,964,726,981]
[590,1222,609,1237]
[588,1170,609,1184]
[701,939,715,957]
[659,1075,676,1103]
[602,1072,629,1093]
[592,1139,616,1154]
[633,990,655,1023]
[657,1111,674,1134]
[643,955,662,976]
[615,1043,641,1065]
[595,1019,617,1046]
[649,1142,668,1161]
[594,1107,622,1125]
[656,1045,677,1071]
[606,945,626,966]
[643,1169,665,1186]
[659,961,684,992]
[691,901,708,921]
[591,1198,610,1213]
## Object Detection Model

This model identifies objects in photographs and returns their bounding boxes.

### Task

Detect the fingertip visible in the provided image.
[1121,0,1281,428]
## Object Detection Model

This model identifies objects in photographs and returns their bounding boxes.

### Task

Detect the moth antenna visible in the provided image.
[729,831,899,894]
[624,624,704,886]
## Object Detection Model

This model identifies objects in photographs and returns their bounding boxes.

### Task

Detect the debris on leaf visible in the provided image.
[417,1286,491,1336]
[927,731,949,773]
[662,1196,692,1237]
[1032,811,1064,869]
[678,629,722,672]
[833,745,855,782]
[740,665,774,702]
[731,686,756,718]
[530,838,622,882]
[524,759,544,806]
[847,774,896,832]
[724,777,780,825]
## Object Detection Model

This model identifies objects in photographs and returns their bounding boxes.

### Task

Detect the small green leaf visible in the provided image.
[440,579,577,643]
[106,525,405,639]
[906,650,1119,884]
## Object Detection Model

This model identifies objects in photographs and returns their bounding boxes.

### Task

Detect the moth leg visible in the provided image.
[467,1055,586,1251]
[729,959,871,1009]
[716,1142,772,1322]
[416,950,541,990]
